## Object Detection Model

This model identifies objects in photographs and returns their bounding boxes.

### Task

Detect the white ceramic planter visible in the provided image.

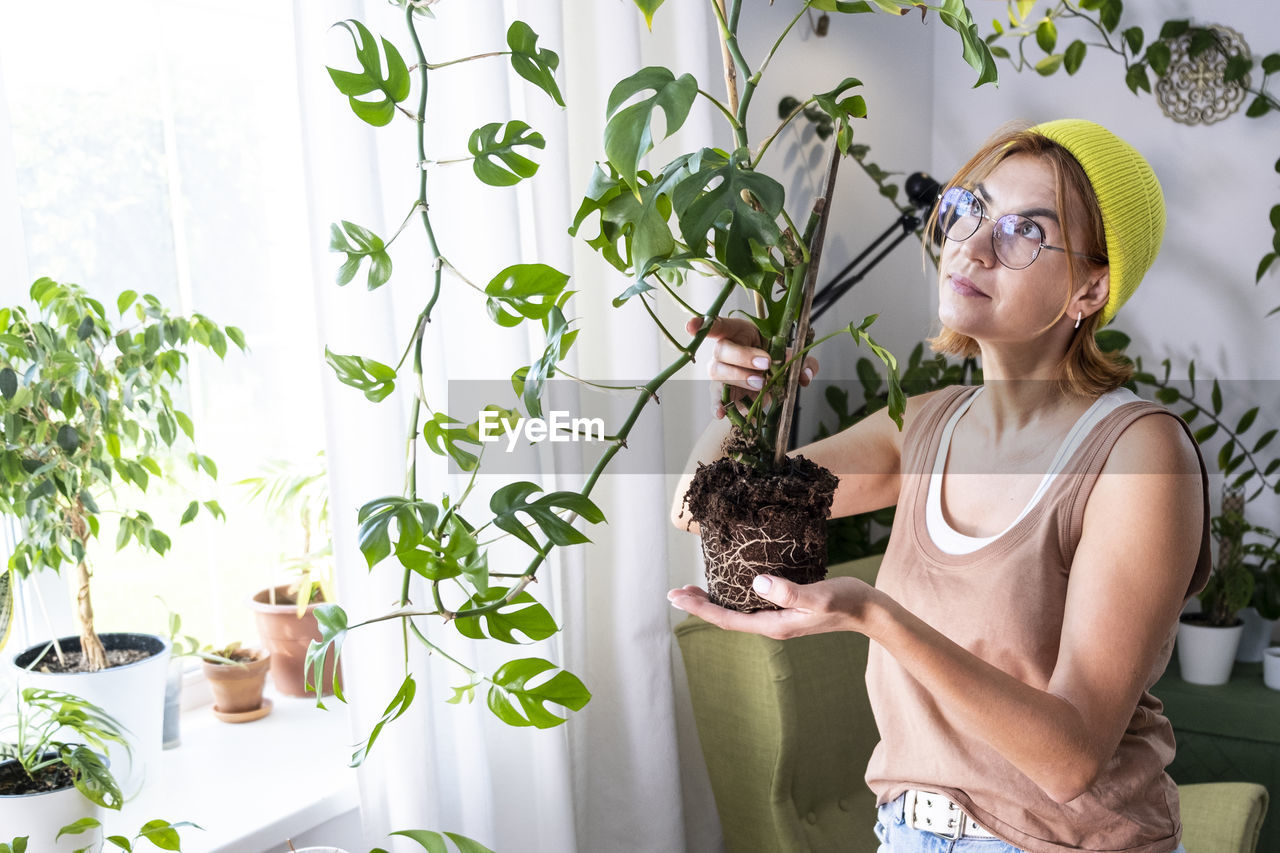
[0,770,103,852]
[1176,619,1244,685]
[1235,607,1279,662]
[11,633,170,797]
[1264,647,1280,691]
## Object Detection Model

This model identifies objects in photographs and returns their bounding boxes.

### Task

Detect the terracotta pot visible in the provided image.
[202,650,271,718]
[248,585,341,697]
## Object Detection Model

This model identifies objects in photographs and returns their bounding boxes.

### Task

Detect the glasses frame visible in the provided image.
[937,187,1088,271]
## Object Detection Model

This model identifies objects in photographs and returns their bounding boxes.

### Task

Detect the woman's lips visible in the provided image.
[949,275,988,297]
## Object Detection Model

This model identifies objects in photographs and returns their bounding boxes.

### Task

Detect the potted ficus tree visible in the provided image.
[307,0,994,777]
[0,277,243,792]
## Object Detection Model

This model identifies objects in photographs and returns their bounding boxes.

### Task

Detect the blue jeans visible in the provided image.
[874,797,1188,853]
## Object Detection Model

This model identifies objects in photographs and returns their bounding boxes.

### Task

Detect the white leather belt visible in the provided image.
[903,789,997,840]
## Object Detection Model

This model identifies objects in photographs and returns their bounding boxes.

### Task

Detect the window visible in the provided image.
[2,2,329,651]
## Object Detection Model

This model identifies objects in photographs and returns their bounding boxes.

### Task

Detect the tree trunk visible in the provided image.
[75,560,108,671]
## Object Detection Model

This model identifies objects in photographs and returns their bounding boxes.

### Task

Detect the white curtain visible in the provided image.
[295,2,725,851]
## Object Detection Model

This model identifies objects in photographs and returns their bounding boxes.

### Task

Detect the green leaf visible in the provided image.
[326,20,411,127]
[670,147,785,285]
[1098,0,1122,33]
[1064,40,1087,74]
[225,325,247,351]
[631,0,665,30]
[65,746,123,809]
[519,307,576,418]
[1211,379,1223,415]
[1253,428,1277,454]
[1036,19,1058,54]
[468,121,546,187]
[455,588,559,644]
[484,264,571,326]
[1193,423,1219,444]
[1159,19,1190,40]
[1145,42,1172,77]
[350,675,416,766]
[329,220,392,290]
[117,290,137,314]
[1223,54,1252,85]
[0,367,15,400]
[1236,407,1259,435]
[307,603,349,705]
[1261,52,1280,74]
[486,657,591,728]
[569,162,676,276]
[1124,64,1150,95]
[934,0,999,87]
[423,412,483,471]
[1187,28,1216,59]
[55,819,101,840]
[135,820,186,851]
[324,347,396,402]
[811,0,874,10]
[1246,96,1270,118]
[490,482,606,552]
[390,830,497,853]
[180,501,199,525]
[603,66,698,191]
[1035,54,1064,76]
[1121,26,1143,56]
[811,77,866,145]
[507,21,564,107]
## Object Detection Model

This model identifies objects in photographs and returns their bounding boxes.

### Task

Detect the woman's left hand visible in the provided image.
[667,574,882,639]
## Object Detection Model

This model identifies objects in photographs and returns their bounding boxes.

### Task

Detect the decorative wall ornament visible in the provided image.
[1155,25,1252,125]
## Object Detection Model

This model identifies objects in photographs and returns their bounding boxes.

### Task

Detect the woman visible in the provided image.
[669,119,1209,853]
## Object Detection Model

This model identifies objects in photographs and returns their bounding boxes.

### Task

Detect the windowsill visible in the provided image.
[107,684,359,853]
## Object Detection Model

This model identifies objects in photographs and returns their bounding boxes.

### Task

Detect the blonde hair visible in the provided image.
[926,123,1133,397]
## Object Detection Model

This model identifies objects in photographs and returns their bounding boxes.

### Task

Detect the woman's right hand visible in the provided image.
[687,316,818,419]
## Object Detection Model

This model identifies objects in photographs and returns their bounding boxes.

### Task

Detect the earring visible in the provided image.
[1074,311,1082,330]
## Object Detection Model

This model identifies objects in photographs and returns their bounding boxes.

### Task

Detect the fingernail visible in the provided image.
[751,356,769,369]
[746,375,764,389]
[803,367,813,382]
[753,575,772,594]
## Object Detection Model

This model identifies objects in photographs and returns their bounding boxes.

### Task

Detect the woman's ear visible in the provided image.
[1073,268,1110,321]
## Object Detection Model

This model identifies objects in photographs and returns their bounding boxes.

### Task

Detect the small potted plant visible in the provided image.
[1238,525,1280,662]
[1177,488,1255,684]
[198,642,272,723]
[1,278,242,791]
[0,687,127,852]
[239,453,340,697]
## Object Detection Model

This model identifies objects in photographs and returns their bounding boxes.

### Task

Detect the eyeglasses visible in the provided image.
[936,186,1099,271]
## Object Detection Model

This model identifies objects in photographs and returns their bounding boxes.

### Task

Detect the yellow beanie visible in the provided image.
[1030,119,1165,326]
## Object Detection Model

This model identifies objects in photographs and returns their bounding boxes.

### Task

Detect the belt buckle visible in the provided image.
[907,790,966,840]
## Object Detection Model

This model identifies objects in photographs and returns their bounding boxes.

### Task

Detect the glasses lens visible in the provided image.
[938,188,981,242]
[992,214,1043,270]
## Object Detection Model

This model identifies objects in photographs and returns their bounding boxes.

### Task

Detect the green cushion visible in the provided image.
[1179,782,1269,853]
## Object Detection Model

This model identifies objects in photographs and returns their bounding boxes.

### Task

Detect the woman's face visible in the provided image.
[937,153,1092,345]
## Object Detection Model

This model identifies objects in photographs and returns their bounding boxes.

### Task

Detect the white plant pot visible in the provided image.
[0,769,104,852]
[11,633,170,798]
[1235,607,1279,662]
[1176,619,1244,686]
[1264,647,1280,690]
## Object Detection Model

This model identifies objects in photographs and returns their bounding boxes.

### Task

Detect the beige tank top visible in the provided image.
[865,385,1212,853]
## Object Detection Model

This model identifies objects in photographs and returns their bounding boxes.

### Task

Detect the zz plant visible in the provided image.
[0,279,242,671]
[309,0,996,756]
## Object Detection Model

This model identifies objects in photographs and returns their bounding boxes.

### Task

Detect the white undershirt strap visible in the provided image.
[926,386,1140,555]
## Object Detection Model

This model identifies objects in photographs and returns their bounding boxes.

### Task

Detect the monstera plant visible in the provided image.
[309,0,996,771]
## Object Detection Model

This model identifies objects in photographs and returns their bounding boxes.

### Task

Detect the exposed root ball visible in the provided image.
[684,454,838,612]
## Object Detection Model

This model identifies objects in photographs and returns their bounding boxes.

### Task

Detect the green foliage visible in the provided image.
[52,817,199,852]
[330,220,392,290]
[381,828,496,853]
[327,19,411,127]
[468,121,545,187]
[0,279,240,651]
[1203,505,1256,626]
[0,688,131,809]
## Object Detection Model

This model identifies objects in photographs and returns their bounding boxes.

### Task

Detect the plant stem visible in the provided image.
[757,2,811,82]
[696,88,741,129]
[449,279,738,621]
[425,50,511,70]
[753,98,812,168]
[638,292,684,351]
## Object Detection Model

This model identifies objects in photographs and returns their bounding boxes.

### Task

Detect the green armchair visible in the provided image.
[675,554,1271,853]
